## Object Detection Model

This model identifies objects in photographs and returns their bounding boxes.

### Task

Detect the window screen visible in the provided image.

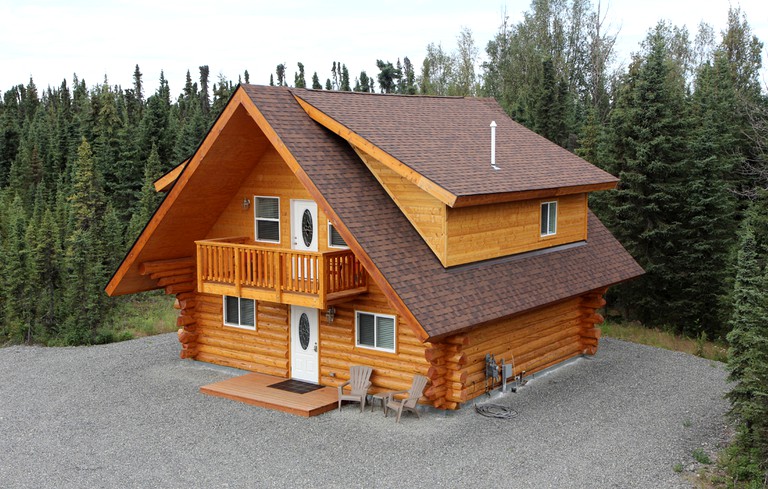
[255,197,280,242]
[541,201,557,236]
[328,222,348,248]
[356,311,396,352]
[223,296,256,329]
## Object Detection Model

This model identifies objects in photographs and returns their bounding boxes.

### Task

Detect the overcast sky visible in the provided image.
[1,0,766,96]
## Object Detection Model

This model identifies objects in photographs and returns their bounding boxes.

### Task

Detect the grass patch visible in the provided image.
[108,291,178,341]
[693,448,713,465]
[600,321,728,362]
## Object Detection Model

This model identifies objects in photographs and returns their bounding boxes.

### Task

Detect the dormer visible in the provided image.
[294,90,617,267]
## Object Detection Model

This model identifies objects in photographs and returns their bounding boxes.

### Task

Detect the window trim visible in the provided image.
[254,195,280,243]
[327,221,349,249]
[540,200,558,237]
[223,295,256,331]
[355,310,396,353]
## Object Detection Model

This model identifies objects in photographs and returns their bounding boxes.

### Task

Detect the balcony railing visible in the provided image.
[195,237,367,308]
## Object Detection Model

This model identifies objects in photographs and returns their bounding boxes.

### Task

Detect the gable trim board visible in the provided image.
[154,159,188,192]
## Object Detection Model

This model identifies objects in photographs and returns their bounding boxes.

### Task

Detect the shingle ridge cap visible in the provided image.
[292,88,472,100]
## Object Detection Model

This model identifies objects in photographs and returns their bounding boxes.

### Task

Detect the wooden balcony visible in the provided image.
[195,237,368,309]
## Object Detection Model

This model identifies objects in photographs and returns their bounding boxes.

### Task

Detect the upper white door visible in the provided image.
[290,306,319,383]
[290,200,318,252]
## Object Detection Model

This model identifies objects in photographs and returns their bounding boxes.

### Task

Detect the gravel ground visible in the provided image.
[0,334,730,488]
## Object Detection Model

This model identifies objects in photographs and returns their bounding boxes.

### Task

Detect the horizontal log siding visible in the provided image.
[459,297,588,403]
[319,280,431,399]
[192,293,290,377]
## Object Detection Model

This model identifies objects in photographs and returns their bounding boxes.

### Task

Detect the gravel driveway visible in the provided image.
[0,334,730,488]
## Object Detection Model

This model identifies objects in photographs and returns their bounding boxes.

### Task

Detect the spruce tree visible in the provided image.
[401,57,417,95]
[353,72,371,92]
[61,138,108,344]
[340,65,350,91]
[199,65,211,116]
[679,50,740,335]
[0,87,22,187]
[0,195,29,342]
[128,144,163,241]
[601,24,691,327]
[726,211,768,477]
[311,72,322,90]
[27,206,61,342]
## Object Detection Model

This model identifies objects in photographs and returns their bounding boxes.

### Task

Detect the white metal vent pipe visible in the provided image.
[490,121,499,170]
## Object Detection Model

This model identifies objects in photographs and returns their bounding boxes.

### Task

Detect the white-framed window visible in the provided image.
[223,296,256,330]
[540,201,557,236]
[328,221,348,248]
[355,311,396,352]
[255,196,280,243]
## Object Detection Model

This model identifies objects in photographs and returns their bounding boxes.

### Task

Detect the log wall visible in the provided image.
[144,261,608,411]
[192,293,291,376]
[318,281,431,399]
[454,289,607,404]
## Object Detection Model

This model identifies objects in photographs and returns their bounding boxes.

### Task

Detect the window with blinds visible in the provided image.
[355,311,396,352]
[327,222,348,248]
[223,296,256,330]
[255,196,280,243]
[540,201,557,236]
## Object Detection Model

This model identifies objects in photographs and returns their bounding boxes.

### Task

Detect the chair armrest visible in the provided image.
[383,390,408,402]
[337,380,351,395]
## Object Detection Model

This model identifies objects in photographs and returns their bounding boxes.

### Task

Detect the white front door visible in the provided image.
[290,306,319,383]
[290,200,318,252]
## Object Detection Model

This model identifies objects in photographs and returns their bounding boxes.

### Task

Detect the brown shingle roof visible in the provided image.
[244,85,643,339]
[293,89,618,199]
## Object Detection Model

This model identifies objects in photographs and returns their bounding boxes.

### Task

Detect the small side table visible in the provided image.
[369,393,389,413]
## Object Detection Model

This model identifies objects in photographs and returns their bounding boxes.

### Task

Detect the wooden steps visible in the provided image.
[200,372,337,417]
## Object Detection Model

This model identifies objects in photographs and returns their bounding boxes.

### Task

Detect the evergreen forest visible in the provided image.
[1,1,767,482]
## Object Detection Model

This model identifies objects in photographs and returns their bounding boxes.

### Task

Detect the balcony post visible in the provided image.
[196,244,204,293]
[318,254,327,309]
[274,251,282,303]
[234,247,241,297]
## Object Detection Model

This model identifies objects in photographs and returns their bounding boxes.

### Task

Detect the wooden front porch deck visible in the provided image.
[200,372,338,417]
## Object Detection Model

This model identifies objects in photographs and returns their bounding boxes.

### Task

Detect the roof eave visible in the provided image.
[451,180,618,207]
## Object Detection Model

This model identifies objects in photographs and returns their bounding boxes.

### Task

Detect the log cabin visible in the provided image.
[106,84,643,410]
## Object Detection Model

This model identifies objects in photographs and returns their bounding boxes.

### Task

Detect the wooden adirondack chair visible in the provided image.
[384,374,429,423]
[337,365,373,412]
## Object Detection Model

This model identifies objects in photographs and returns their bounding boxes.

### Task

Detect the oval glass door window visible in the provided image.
[299,313,310,350]
[301,209,313,247]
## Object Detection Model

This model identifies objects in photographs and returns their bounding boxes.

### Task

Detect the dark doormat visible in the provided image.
[269,379,324,394]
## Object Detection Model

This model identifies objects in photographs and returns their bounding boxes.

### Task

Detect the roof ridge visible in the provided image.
[291,87,471,100]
